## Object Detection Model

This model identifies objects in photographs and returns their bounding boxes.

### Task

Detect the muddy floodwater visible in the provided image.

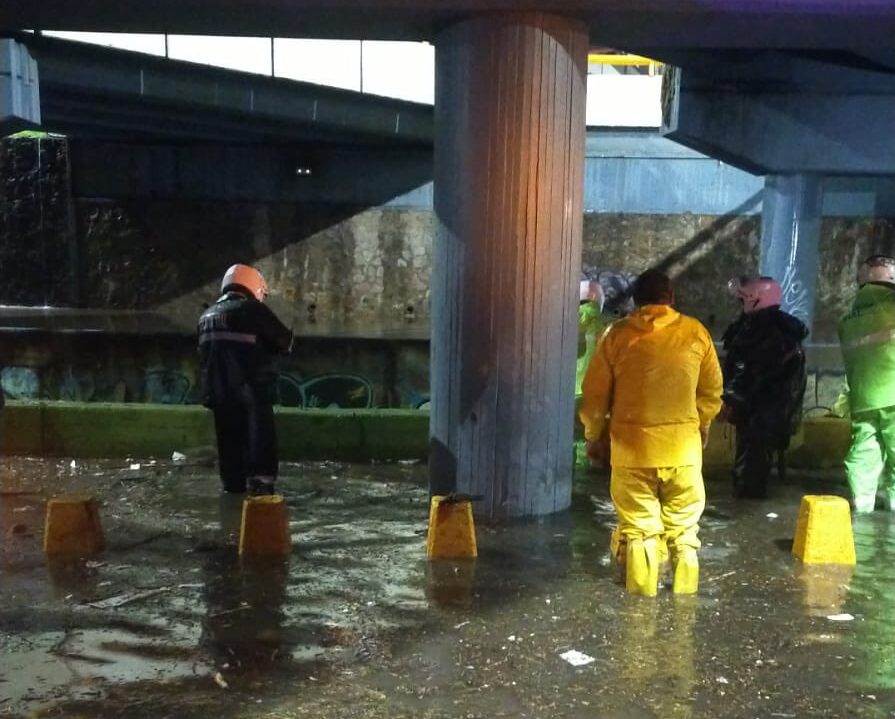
[1,457,894,718]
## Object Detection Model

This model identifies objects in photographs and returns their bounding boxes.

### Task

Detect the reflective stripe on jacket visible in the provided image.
[839,283,895,414]
[198,291,293,406]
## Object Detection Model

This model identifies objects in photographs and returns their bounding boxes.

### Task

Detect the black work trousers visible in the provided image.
[212,399,278,493]
[733,416,784,499]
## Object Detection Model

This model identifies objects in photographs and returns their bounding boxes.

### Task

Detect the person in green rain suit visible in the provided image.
[574,279,609,469]
[839,255,895,513]
[576,279,609,397]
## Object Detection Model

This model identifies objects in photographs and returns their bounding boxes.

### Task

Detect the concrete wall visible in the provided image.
[4,132,895,410]
[78,200,434,331]
[0,331,429,409]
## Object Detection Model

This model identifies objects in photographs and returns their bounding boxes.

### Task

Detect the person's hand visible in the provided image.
[585,440,605,463]
[699,424,711,449]
[717,404,733,424]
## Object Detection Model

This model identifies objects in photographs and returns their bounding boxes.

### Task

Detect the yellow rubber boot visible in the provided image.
[625,538,659,597]
[609,527,626,584]
[672,547,699,595]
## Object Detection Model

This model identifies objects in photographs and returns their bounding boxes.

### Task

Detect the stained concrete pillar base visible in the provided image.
[431,12,588,520]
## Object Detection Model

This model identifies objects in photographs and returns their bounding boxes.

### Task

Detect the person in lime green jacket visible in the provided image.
[576,279,608,397]
[839,255,895,513]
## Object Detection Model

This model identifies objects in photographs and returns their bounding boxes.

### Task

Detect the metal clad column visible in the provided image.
[760,174,823,334]
[431,13,587,519]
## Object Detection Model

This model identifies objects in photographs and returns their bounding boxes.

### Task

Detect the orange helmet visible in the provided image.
[221,264,269,302]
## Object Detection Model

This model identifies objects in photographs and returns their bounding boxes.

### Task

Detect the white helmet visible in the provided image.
[858,255,895,287]
[579,280,605,311]
[221,264,269,302]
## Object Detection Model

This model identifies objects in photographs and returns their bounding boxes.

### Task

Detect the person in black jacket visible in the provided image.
[721,276,808,499]
[199,264,293,495]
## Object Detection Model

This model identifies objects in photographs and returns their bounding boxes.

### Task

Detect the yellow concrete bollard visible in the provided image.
[43,495,104,556]
[239,495,291,557]
[792,495,856,565]
[427,495,477,560]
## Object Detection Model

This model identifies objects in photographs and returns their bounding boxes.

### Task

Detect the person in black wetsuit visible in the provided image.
[721,276,808,499]
[198,264,293,496]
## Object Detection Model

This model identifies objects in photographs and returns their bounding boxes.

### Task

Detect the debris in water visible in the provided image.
[454,621,471,629]
[717,676,730,685]
[213,672,229,689]
[85,586,173,609]
[70,460,77,469]
[172,451,187,463]
[129,463,141,471]
[827,613,855,622]
[559,650,595,667]
[766,513,779,519]
[706,571,738,583]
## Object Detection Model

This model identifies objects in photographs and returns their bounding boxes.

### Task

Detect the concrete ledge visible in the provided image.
[1,401,429,462]
[2,401,850,468]
[703,416,850,470]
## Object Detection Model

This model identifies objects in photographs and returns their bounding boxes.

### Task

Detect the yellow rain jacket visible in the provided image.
[579,304,723,468]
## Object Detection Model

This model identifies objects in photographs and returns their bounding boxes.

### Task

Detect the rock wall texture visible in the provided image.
[5,136,895,345]
[0,137,77,306]
[77,201,434,333]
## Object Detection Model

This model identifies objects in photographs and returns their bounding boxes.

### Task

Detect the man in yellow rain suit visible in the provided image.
[579,269,723,595]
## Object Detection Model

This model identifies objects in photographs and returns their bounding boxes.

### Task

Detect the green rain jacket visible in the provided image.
[575,303,609,397]
[839,283,895,414]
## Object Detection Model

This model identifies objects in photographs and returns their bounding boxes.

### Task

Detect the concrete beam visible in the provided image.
[0,39,40,132]
[20,34,432,144]
[2,1,895,50]
[68,140,432,205]
[662,61,895,175]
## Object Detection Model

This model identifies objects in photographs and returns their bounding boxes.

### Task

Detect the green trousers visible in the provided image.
[845,406,895,512]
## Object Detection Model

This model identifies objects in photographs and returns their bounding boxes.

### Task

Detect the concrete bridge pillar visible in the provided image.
[430,13,587,519]
[760,174,824,335]
[0,39,40,132]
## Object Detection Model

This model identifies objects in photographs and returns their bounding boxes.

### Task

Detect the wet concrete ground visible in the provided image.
[2,457,894,718]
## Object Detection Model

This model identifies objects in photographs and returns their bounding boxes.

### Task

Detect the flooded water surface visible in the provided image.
[1,458,893,718]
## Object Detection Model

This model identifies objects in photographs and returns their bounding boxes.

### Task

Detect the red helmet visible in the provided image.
[729,276,782,313]
[221,264,269,302]
[858,255,895,286]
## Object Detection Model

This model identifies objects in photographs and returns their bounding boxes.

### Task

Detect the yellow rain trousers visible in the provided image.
[579,304,723,583]
[611,466,705,554]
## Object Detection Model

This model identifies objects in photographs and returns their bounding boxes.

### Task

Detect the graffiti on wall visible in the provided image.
[780,264,812,325]
[277,372,375,409]
[0,364,434,409]
[1,365,194,404]
[144,369,193,404]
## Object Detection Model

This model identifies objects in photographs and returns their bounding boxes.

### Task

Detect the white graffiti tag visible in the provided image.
[780,264,810,324]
